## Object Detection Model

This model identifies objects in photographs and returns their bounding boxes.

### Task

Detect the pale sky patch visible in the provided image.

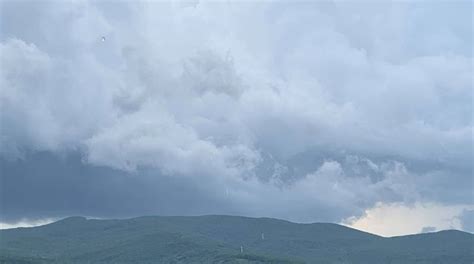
[0,218,57,230]
[343,202,474,237]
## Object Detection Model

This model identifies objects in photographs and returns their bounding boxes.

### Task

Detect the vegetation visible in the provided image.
[0,215,472,263]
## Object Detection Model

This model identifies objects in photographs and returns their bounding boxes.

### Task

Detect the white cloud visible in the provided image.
[2,1,471,168]
[85,101,261,177]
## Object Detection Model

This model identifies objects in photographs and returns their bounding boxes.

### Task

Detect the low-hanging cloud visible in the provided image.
[0,0,472,235]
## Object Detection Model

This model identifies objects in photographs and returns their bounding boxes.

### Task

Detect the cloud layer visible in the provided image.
[0,1,472,235]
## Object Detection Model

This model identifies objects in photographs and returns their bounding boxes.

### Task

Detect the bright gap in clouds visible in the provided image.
[0,218,57,230]
[344,202,474,237]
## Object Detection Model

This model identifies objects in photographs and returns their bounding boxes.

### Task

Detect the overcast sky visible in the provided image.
[0,0,472,236]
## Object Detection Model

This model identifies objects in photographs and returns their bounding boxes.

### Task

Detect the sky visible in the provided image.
[0,0,472,237]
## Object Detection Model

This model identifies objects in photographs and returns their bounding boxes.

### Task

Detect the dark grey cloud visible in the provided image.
[0,0,472,234]
[0,151,235,223]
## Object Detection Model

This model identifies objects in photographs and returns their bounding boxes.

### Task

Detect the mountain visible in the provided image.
[0,215,472,263]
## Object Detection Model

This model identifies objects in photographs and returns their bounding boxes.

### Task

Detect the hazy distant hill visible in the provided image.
[0,215,472,263]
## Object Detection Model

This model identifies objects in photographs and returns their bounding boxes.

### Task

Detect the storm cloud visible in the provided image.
[0,0,472,235]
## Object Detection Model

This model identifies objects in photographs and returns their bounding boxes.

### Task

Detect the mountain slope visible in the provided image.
[0,215,472,263]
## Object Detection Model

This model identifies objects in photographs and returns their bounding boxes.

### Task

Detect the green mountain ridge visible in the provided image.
[0,215,472,263]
